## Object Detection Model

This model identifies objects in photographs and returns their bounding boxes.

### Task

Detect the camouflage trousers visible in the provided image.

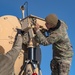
[50,58,72,75]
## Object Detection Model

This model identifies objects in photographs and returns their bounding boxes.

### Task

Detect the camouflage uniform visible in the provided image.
[35,20,73,75]
[0,34,22,75]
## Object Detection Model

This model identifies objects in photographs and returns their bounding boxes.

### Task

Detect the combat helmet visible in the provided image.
[45,14,58,27]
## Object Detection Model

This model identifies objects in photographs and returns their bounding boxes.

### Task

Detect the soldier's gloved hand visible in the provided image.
[16,29,22,34]
[13,28,22,43]
[33,23,40,34]
[12,29,23,48]
[34,23,40,31]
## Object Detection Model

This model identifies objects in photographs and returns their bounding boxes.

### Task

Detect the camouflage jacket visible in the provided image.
[0,34,22,75]
[35,20,73,60]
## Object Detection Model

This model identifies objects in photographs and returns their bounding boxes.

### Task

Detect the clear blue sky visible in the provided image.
[0,0,75,75]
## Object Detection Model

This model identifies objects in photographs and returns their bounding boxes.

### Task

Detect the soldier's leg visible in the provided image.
[50,59,59,75]
[59,60,71,75]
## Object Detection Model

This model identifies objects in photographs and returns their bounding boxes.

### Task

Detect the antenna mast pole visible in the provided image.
[20,1,28,19]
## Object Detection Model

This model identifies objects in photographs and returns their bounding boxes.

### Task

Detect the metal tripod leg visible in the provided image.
[24,61,42,75]
[22,47,42,75]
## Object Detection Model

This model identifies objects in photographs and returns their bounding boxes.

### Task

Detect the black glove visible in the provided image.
[16,29,22,34]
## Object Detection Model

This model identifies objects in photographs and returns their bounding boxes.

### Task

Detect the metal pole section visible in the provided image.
[28,47,36,61]
[22,10,25,18]
[20,5,25,19]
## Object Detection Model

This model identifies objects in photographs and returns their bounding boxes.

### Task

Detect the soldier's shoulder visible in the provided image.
[60,20,68,29]
[60,20,66,24]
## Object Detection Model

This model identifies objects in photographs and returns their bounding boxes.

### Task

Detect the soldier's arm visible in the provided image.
[5,34,22,62]
[35,30,61,46]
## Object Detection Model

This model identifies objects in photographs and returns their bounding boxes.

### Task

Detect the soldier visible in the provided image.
[34,14,73,75]
[0,30,22,75]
